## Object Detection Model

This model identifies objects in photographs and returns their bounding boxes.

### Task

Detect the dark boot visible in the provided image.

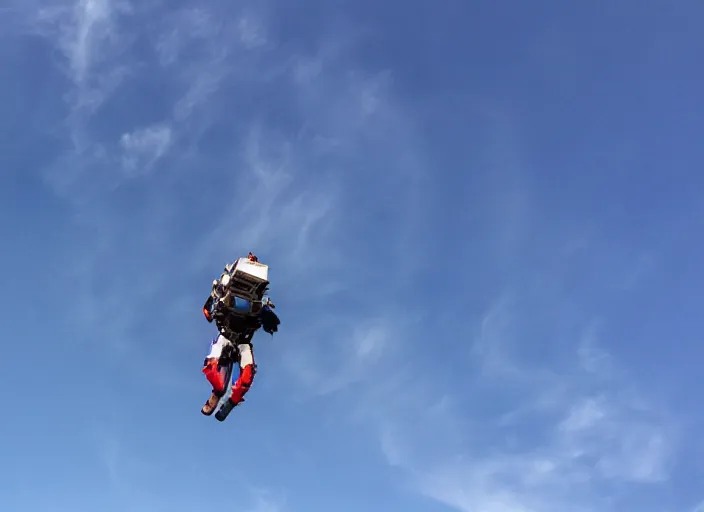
[214,397,241,421]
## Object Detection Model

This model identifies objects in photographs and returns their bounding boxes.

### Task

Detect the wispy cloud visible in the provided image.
[271,156,681,512]
[241,488,287,512]
[23,0,423,426]
[13,2,285,400]
[89,423,166,511]
[120,123,172,174]
[280,319,393,397]
[6,0,696,512]
[359,297,679,512]
[36,0,134,118]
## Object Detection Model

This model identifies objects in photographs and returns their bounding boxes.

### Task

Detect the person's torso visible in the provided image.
[215,295,260,338]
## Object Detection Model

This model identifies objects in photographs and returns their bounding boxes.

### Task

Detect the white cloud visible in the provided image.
[63,0,121,85]
[27,1,266,195]
[154,8,214,67]
[19,0,136,197]
[6,1,699,511]
[237,16,267,49]
[120,123,172,174]
[35,0,134,115]
[7,2,697,512]
[242,489,286,512]
[89,423,165,510]
[365,306,678,512]
[281,320,393,397]
[27,1,414,409]
[172,58,229,122]
[189,123,341,283]
[558,397,606,433]
[159,9,269,124]
[275,240,679,512]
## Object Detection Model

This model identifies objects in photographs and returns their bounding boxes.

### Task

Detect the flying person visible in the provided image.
[200,252,280,421]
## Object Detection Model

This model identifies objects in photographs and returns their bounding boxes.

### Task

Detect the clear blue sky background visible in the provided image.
[1,1,703,511]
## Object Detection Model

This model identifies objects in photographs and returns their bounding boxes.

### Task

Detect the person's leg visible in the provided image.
[214,343,256,421]
[229,343,256,406]
[201,334,232,415]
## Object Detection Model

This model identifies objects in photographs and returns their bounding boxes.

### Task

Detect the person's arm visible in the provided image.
[203,294,215,322]
[259,299,280,334]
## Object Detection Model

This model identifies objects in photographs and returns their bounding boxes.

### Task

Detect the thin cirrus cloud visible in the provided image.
[331,293,680,512]
[119,124,172,174]
[1,1,702,512]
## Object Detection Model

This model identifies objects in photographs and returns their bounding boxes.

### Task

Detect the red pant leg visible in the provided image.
[229,343,256,405]
[202,334,231,395]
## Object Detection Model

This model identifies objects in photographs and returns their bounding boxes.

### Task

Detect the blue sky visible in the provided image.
[1,1,703,511]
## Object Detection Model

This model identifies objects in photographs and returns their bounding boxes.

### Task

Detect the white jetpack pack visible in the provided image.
[211,255,270,311]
